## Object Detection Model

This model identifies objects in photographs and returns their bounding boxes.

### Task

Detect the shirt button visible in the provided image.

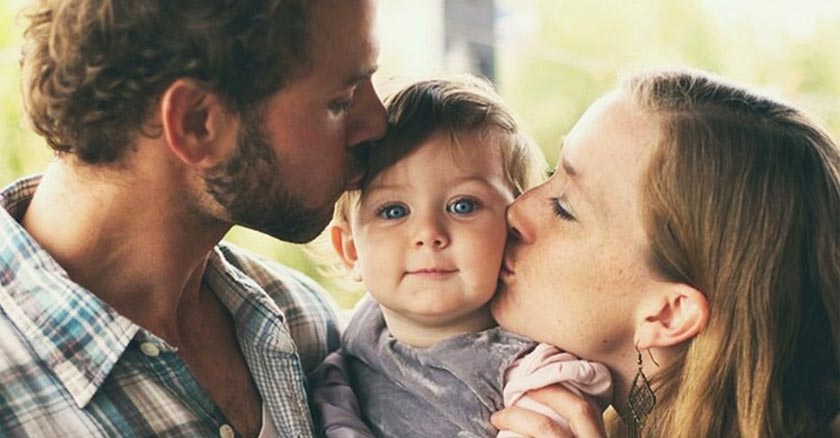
[219,424,235,438]
[139,342,160,357]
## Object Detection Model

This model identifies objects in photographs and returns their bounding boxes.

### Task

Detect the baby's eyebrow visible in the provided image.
[363,182,412,193]
[449,175,498,185]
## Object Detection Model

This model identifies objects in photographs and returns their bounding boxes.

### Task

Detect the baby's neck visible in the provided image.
[380,304,497,348]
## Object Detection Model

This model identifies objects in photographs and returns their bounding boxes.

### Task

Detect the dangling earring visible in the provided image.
[627,343,657,438]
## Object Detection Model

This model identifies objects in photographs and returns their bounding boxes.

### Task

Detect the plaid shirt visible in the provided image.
[0,176,341,438]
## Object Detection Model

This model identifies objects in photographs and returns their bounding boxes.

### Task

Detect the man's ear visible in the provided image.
[330,222,363,282]
[636,283,709,350]
[160,78,238,167]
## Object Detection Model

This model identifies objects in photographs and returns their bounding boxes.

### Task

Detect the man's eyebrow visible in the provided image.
[345,65,378,86]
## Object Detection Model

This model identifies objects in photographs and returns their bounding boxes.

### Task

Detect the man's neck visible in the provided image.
[21,160,230,343]
[380,304,497,348]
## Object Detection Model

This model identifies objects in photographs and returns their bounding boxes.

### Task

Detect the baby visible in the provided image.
[309,75,612,437]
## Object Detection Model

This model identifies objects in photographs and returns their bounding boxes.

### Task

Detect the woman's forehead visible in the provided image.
[561,91,659,221]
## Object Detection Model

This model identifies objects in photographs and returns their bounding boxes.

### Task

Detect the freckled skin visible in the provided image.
[491,91,662,368]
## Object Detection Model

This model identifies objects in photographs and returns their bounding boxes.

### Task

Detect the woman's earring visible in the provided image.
[627,343,656,437]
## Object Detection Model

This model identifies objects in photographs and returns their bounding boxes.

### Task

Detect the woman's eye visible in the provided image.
[550,196,575,221]
[447,198,479,215]
[377,204,408,219]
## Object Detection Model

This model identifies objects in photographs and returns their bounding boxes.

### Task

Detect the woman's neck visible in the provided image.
[380,304,496,348]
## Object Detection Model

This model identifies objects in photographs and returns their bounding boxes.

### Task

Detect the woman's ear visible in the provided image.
[160,78,238,167]
[330,222,363,282]
[636,283,709,350]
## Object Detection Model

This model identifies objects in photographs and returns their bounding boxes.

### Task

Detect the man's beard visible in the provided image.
[202,110,337,243]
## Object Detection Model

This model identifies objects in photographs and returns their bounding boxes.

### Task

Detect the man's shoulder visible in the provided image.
[0,307,58,418]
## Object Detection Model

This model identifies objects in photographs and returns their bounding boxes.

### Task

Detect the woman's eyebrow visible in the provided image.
[559,149,596,212]
[558,137,579,178]
[562,156,578,177]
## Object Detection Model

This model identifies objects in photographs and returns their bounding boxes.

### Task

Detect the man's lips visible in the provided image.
[345,171,366,190]
[345,142,375,190]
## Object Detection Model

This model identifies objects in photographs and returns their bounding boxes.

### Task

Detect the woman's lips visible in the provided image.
[500,260,515,280]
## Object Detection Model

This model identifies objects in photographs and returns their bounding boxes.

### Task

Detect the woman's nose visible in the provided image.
[506,191,535,244]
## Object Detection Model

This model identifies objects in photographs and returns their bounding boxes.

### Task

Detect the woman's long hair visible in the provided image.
[621,68,840,437]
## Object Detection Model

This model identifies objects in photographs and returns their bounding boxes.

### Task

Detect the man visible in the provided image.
[0,0,385,436]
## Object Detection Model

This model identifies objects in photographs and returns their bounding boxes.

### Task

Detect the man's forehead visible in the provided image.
[308,0,379,78]
[310,0,378,45]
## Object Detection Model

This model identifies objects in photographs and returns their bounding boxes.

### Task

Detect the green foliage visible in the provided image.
[2,0,839,308]
[0,3,52,184]
[497,0,840,164]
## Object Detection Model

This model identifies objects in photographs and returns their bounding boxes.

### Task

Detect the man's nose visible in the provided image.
[348,80,387,147]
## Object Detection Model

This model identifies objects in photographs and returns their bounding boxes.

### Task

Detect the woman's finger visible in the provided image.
[528,386,607,438]
[492,405,572,438]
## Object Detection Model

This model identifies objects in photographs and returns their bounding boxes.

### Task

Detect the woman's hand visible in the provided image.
[491,385,607,438]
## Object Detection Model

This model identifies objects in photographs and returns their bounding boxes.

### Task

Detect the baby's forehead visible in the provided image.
[373,138,500,176]
[369,128,509,174]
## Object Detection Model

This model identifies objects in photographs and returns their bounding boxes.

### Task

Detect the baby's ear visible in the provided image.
[330,222,363,282]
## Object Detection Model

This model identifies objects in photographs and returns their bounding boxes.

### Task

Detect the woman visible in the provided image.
[490,68,840,437]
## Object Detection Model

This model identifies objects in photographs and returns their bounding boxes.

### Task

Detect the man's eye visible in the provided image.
[550,196,575,221]
[377,204,408,219]
[447,198,479,215]
[329,98,353,113]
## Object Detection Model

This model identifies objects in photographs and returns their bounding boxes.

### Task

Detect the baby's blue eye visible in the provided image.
[378,204,408,219]
[448,198,478,215]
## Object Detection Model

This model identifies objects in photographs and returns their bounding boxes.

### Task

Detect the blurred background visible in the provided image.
[2,0,840,308]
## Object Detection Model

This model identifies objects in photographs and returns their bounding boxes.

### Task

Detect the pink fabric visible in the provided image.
[497,344,613,438]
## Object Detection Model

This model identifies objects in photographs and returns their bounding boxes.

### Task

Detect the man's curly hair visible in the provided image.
[21,0,311,164]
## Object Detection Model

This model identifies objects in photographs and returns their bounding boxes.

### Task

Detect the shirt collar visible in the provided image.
[0,175,139,408]
[205,244,296,354]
